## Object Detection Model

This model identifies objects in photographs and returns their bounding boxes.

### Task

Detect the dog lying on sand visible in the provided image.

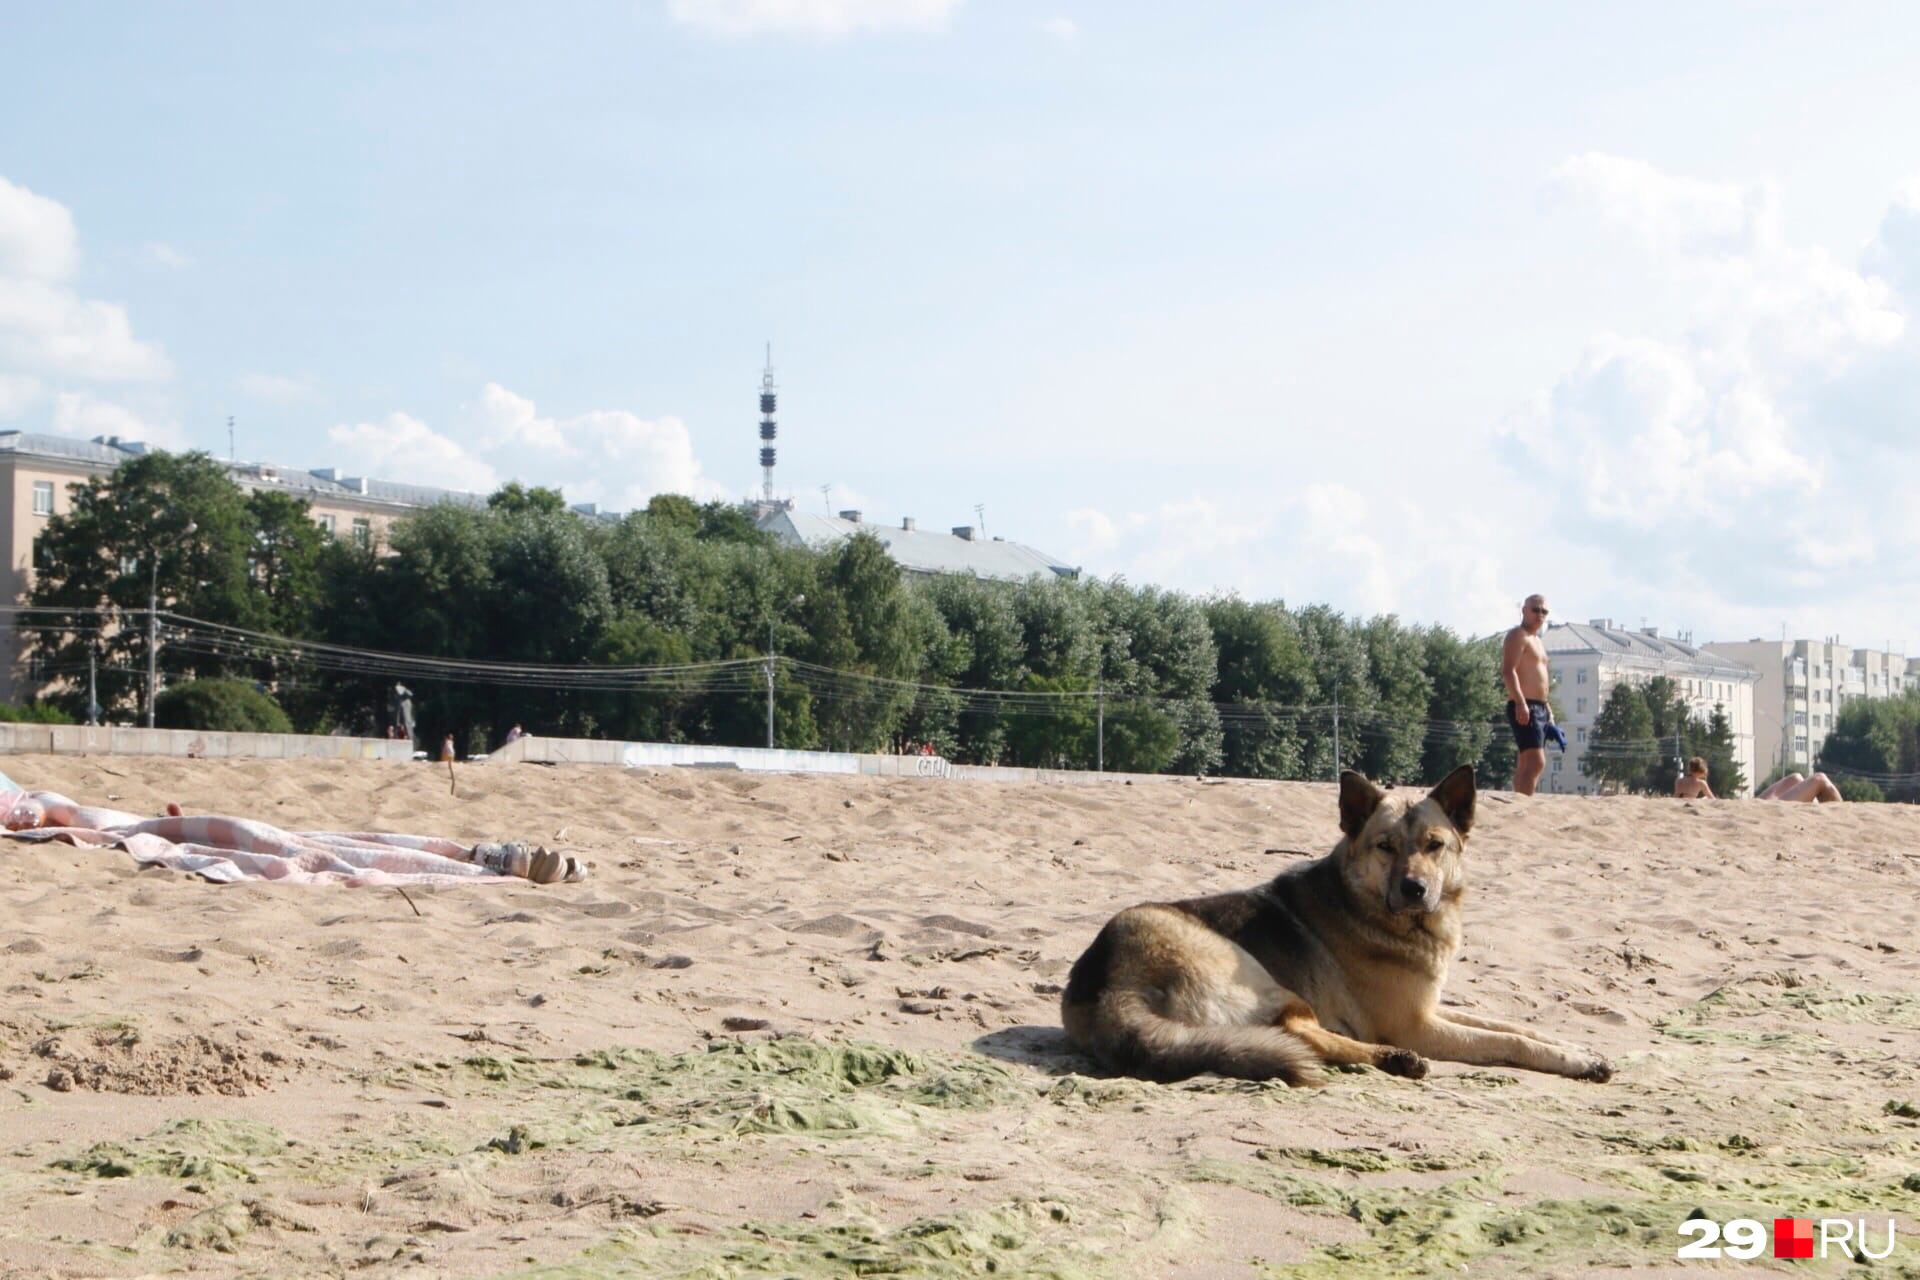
[1061,766,1611,1086]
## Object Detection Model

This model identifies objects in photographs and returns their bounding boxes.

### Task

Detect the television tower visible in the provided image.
[758,344,777,502]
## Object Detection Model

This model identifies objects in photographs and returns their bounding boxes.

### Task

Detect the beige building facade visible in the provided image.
[0,431,478,706]
[1540,619,1760,796]
[1702,638,1913,779]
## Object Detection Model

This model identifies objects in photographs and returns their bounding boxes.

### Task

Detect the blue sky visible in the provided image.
[6,2,1920,648]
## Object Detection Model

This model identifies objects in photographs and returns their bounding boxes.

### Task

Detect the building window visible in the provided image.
[1577,727,1587,744]
[317,514,336,535]
[1576,668,1587,684]
[1576,697,1586,714]
[32,480,54,516]
[1552,757,1562,773]
[351,517,371,548]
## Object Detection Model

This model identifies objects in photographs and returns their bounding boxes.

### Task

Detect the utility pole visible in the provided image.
[145,519,195,729]
[765,618,777,750]
[146,552,159,729]
[1096,670,1105,773]
[764,593,805,749]
[1331,677,1341,779]
[87,646,98,726]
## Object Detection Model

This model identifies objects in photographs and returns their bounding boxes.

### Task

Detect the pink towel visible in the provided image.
[1,789,515,886]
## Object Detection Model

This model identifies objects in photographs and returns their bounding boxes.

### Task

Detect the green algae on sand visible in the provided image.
[51,1117,289,1184]
[505,1197,1106,1280]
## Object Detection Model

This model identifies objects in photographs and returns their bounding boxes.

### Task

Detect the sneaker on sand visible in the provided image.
[471,841,585,884]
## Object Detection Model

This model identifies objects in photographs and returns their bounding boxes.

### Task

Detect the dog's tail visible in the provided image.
[1071,990,1326,1087]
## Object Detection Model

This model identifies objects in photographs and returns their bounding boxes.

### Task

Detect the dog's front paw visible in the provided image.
[1377,1048,1429,1080]
[1573,1055,1613,1083]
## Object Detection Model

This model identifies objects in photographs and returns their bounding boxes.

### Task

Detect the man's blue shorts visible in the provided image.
[1507,699,1551,751]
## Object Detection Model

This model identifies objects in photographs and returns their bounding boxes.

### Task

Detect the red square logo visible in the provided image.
[1775,1218,1813,1259]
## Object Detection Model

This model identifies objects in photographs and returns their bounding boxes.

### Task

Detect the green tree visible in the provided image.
[1585,682,1658,793]
[1294,604,1374,779]
[1102,698,1182,774]
[1357,615,1432,784]
[806,532,928,751]
[1696,704,1746,798]
[28,452,266,722]
[1088,580,1222,775]
[1003,674,1095,767]
[488,482,569,517]
[1420,628,1502,784]
[1205,597,1312,780]
[155,678,293,733]
[1820,688,1920,802]
[916,577,1023,764]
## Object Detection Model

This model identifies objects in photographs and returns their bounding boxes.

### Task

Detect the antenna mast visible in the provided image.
[758,344,778,502]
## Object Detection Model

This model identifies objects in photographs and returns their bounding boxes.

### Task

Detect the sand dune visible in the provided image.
[2,754,1917,1278]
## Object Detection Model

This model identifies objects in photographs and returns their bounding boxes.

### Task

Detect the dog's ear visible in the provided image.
[1339,770,1386,840]
[1427,764,1476,837]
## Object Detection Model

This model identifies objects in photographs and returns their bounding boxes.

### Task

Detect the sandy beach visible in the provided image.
[2,753,1917,1278]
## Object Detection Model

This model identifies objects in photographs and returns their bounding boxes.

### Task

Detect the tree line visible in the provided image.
[22,452,1529,782]
[1815,687,1920,802]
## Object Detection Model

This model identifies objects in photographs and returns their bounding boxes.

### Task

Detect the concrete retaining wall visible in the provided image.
[488,733,1176,786]
[0,723,1179,786]
[0,723,415,761]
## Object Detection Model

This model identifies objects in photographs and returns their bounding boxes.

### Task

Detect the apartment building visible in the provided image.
[0,431,479,705]
[1540,619,1760,796]
[1701,637,1913,778]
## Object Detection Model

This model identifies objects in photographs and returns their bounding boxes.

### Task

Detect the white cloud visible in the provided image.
[143,242,192,270]
[237,371,318,404]
[326,412,500,494]
[1039,16,1077,42]
[1549,152,1902,371]
[0,276,173,382]
[321,387,728,511]
[1506,333,1817,533]
[1865,176,1920,303]
[1515,156,1920,636]
[1061,492,1508,631]
[49,391,186,449]
[475,382,572,454]
[0,176,171,384]
[0,178,78,281]
[0,372,42,417]
[473,382,727,506]
[667,0,962,38]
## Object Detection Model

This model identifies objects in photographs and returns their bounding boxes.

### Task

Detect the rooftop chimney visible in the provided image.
[1589,618,1613,630]
[951,525,976,541]
[901,517,915,531]
[838,509,863,524]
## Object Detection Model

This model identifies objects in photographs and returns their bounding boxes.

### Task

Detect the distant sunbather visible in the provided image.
[1758,771,1843,803]
[1673,756,1714,800]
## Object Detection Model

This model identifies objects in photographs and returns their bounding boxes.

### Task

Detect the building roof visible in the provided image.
[0,430,143,466]
[0,431,483,512]
[1544,619,1759,680]
[758,508,1078,582]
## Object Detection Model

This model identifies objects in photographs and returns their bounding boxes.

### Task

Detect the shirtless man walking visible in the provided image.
[1502,594,1554,795]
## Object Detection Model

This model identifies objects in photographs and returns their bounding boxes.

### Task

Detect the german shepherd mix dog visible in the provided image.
[1061,766,1612,1086]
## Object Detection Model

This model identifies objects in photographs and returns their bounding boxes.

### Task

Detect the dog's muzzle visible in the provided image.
[1390,875,1439,915]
